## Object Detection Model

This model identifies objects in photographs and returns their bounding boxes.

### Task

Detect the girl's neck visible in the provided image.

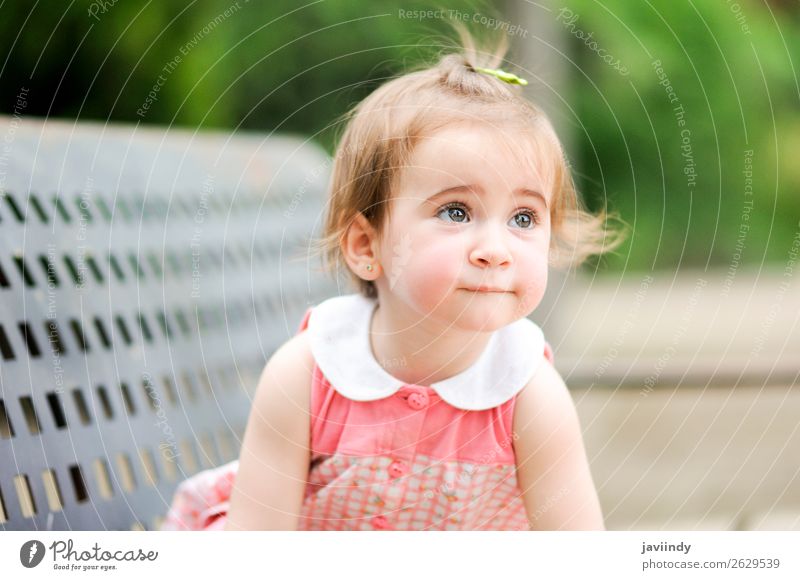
[368,297,494,386]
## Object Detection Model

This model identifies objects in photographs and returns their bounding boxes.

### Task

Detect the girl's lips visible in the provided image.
[464,287,508,293]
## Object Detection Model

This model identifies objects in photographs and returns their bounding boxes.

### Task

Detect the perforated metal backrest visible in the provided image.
[0,116,333,530]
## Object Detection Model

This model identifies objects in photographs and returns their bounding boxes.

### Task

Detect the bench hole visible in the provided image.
[138,448,159,486]
[166,251,181,275]
[141,377,159,412]
[62,255,84,286]
[0,325,16,360]
[71,388,92,425]
[13,474,37,517]
[94,196,112,222]
[158,444,178,482]
[146,252,163,278]
[4,193,26,222]
[115,315,132,346]
[198,433,218,468]
[131,195,145,219]
[38,254,60,287]
[107,253,125,282]
[137,313,153,343]
[96,385,114,420]
[219,425,236,457]
[177,196,194,219]
[179,372,197,404]
[160,376,177,406]
[0,399,15,438]
[85,254,103,283]
[179,439,199,474]
[0,259,9,288]
[0,484,7,522]
[46,392,68,429]
[53,196,71,223]
[223,245,238,268]
[42,469,64,512]
[68,464,89,503]
[217,366,232,391]
[13,255,35,287]
[93,317,112,350]
[69,319,89,352]
[198,369,214,397]
[92,458,113,500]
[196,306,208,332]
[157,311,173,340]
[44,321,67,355]
[127,253,145,280]
[19,322,42,357]
[74,196,93,223]
[173,309,192,337]
[119,382,136,416]
[216,429,234,461]
[116,454,137,493]
[29,194,49,223]
[114,197,132,222]
[143,198,158,222]
[19,396,41,434]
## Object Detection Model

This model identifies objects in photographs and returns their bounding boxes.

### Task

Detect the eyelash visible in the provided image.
[436,201,541,229]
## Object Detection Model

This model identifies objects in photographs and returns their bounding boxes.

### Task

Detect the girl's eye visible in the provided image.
[435,202,539,229]
[437,202,470,223]
[510,210,539,230]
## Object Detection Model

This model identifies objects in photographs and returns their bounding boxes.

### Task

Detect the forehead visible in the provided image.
[398,121,552,198]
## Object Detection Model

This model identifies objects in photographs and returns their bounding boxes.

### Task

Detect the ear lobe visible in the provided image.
[342,212,381,280]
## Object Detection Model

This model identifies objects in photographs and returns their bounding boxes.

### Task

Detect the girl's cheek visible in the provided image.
[515,253,549,312]
[395,233,462,304]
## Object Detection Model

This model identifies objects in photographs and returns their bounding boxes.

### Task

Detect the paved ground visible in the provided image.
[575,384,800,530]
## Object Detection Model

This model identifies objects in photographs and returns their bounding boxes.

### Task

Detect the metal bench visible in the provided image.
[0,115,332,530]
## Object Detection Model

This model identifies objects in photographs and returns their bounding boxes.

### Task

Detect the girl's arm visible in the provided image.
[513,357,606,530]
[224,331,314,530]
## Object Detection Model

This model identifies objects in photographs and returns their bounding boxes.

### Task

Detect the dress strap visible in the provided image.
[297,306,313,333]
[544,340,555,364]
[296,306,328,446]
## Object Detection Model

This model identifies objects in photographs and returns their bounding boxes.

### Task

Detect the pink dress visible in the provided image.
[161,293,554,531]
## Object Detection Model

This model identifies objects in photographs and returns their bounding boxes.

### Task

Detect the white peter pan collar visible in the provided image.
[306,293,546,411]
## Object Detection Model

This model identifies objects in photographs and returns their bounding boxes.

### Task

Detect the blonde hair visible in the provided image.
[309,23,627,299]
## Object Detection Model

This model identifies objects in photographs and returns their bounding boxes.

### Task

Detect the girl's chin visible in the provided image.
[450,304,516,331]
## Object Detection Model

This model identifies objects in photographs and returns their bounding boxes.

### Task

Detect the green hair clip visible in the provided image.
[474,66,528,86]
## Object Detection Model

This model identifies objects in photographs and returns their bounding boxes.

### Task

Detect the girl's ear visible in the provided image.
[341,212,382,281]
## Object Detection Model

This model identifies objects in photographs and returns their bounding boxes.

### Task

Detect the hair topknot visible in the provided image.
[429,21,520,99]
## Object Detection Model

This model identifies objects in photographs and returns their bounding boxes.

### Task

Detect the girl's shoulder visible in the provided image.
[261,325,314,390]
[249,310,316,423]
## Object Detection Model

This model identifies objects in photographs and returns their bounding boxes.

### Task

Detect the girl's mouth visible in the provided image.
[464,286,508,293]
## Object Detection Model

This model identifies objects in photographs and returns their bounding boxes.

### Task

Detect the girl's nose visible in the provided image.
[469,228,512,268]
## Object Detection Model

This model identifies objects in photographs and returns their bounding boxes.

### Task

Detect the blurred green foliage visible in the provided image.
[0,0,482,150]
[0,0,796,271]
[564,0,799,270]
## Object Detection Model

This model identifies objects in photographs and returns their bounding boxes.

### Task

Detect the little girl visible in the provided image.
[161,26,624,531]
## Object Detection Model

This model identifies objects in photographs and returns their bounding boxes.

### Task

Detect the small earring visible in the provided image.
[365,264,373,272]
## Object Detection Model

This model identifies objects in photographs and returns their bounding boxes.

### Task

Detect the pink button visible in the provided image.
[388,460,408,478]
[372,515,391,530]
[407,391,429,410]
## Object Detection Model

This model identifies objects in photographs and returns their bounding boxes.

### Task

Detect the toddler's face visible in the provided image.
[374,121,551,332]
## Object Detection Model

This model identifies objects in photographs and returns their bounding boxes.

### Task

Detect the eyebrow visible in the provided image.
[425,184,548,209]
